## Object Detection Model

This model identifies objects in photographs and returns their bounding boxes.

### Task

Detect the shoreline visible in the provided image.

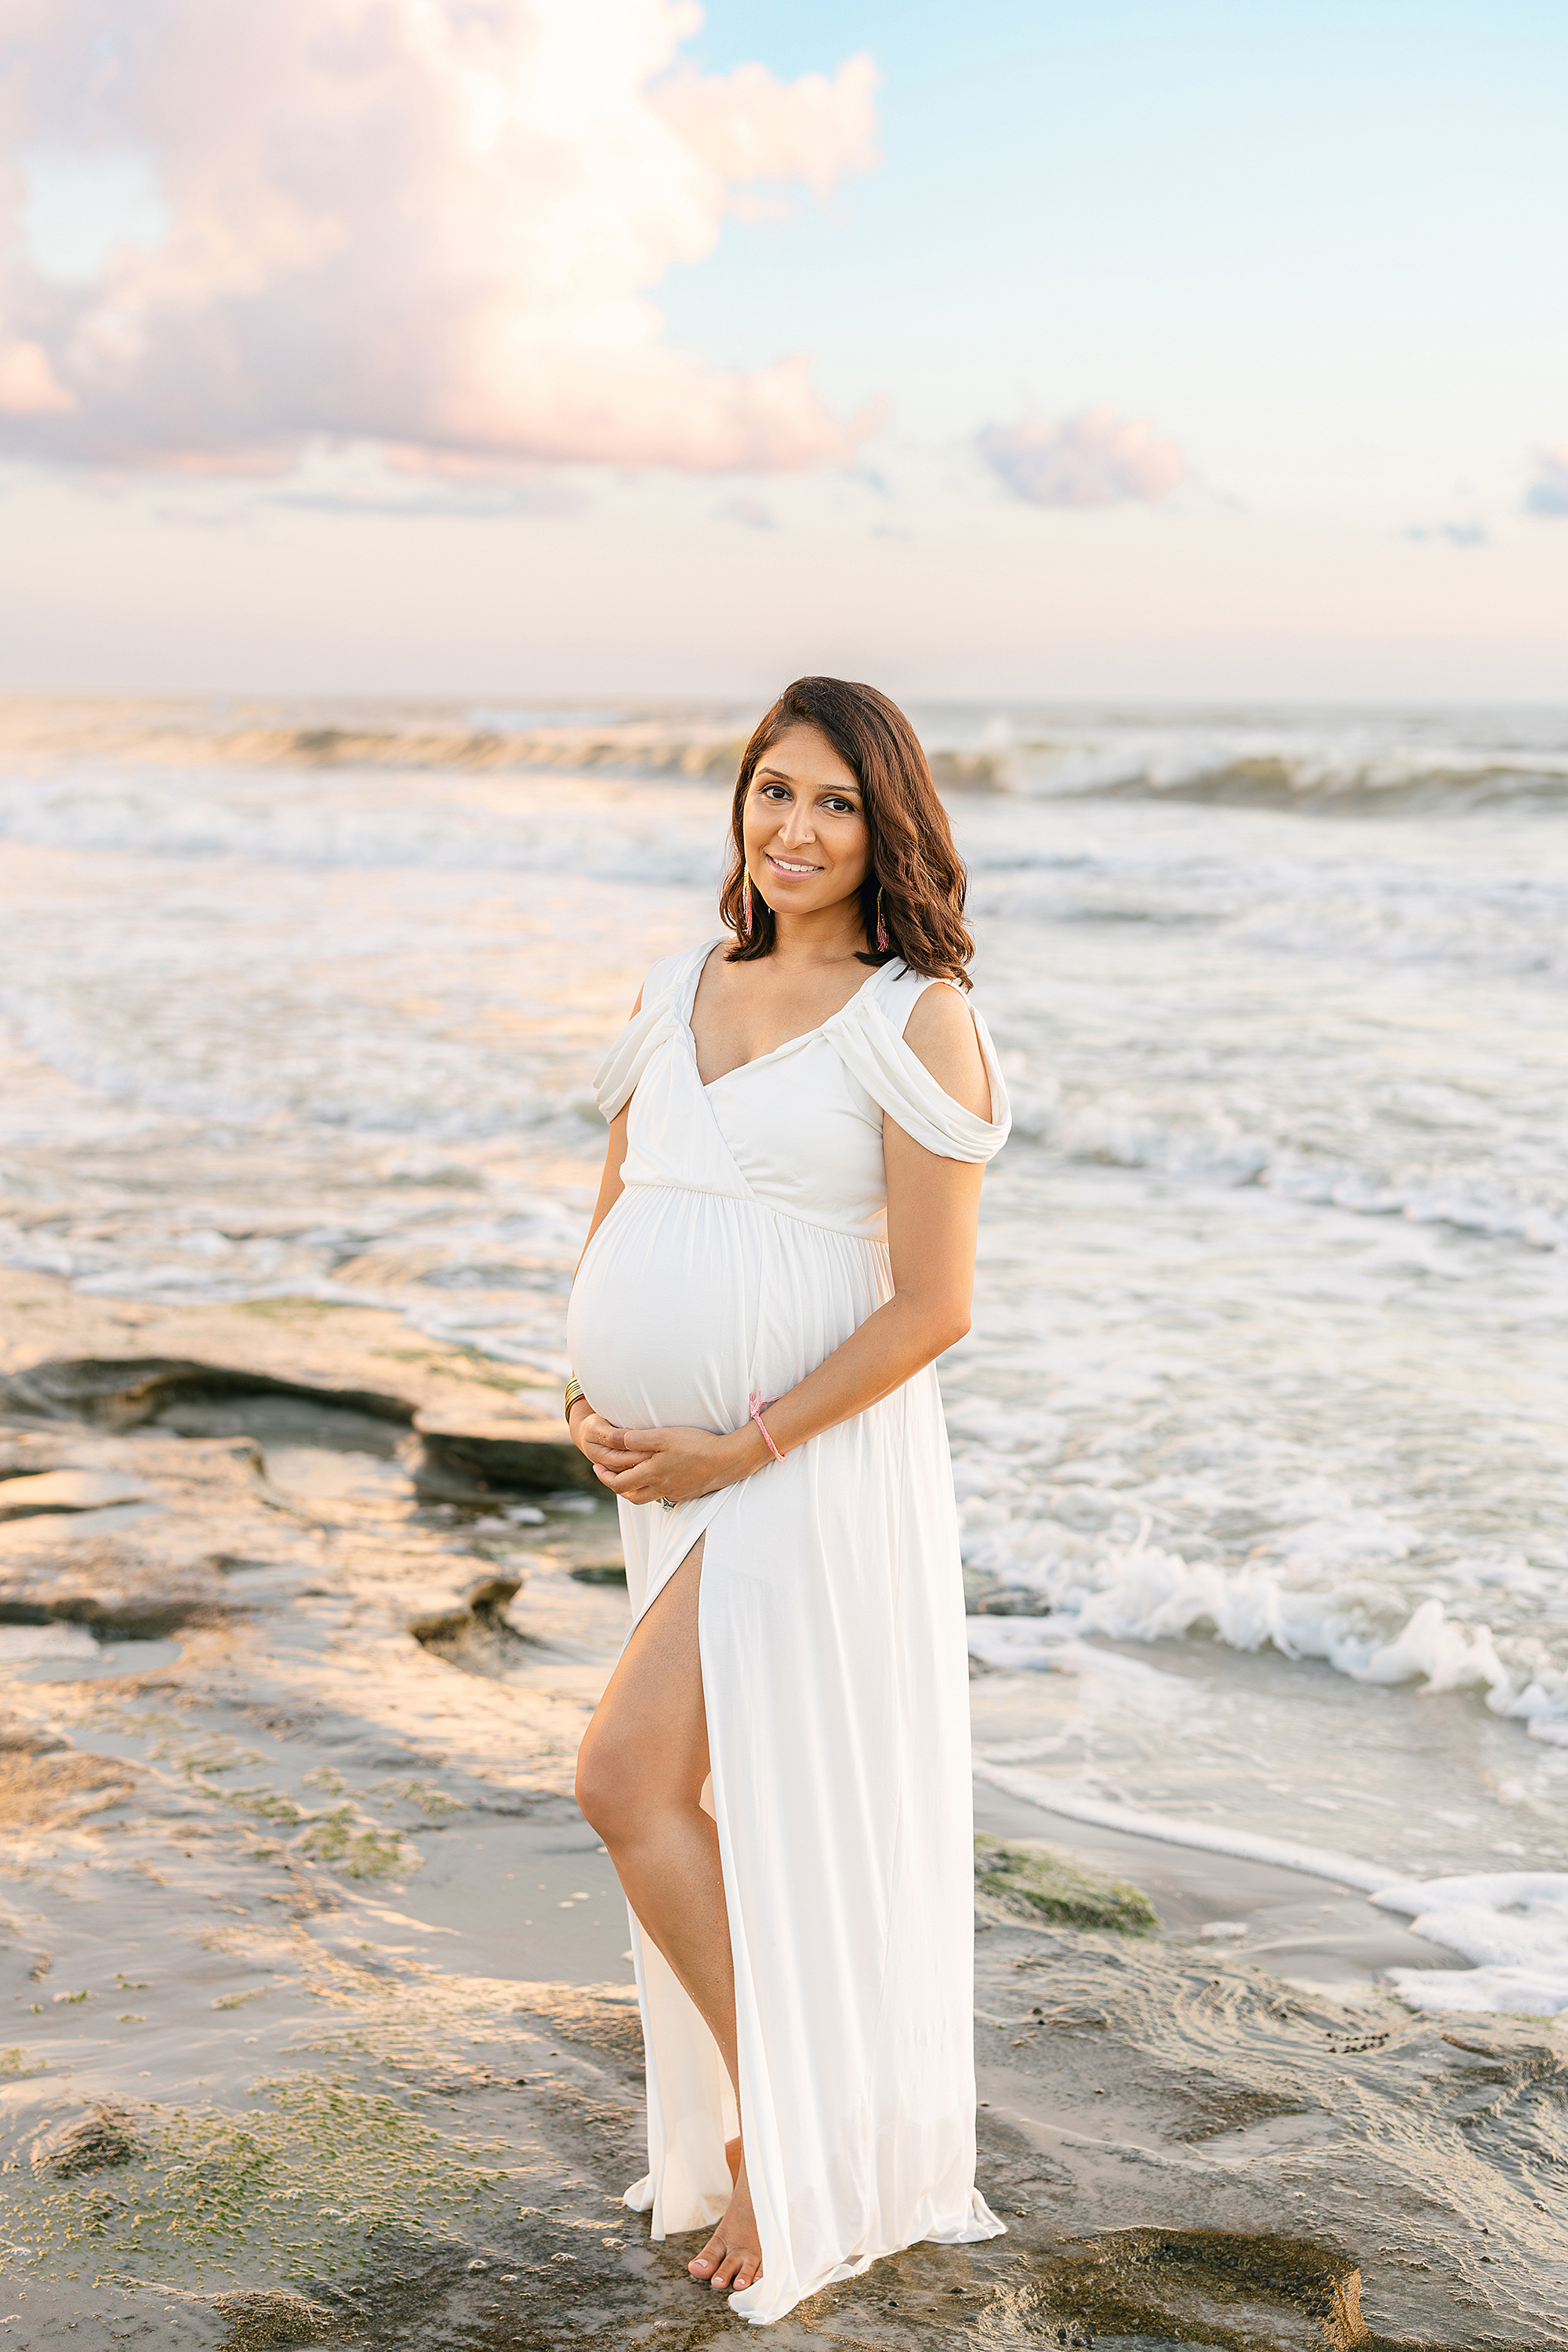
[971,1779,1470,2001]
[3,1272,1564,2347]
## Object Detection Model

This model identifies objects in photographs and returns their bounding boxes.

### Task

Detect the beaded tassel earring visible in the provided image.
[742,869,754,937]
[875,885,890,954]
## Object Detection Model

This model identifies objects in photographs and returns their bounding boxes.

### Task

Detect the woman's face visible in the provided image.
[742,724,870,925]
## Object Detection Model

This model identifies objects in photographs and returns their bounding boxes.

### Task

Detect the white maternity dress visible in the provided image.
[565,938,1011,2325]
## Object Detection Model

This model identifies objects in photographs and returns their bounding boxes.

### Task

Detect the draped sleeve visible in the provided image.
[593,998,676,1121]
[590,942,713,1120]
[829,974,1011,1163]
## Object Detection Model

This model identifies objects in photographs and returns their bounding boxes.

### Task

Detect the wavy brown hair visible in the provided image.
[719,677,974,987]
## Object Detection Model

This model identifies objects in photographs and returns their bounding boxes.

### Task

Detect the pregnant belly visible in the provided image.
[566,1185,757,1432]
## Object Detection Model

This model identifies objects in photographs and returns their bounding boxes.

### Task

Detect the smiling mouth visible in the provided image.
[765,851,822,877]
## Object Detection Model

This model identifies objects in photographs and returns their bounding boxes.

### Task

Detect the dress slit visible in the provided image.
[617,1527,720,1823]
[627,1486,731,1638]
[625,1503,743,2245]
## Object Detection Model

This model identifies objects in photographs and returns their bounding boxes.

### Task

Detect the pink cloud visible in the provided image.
[0,1,880,476]
[978,408,1187,509]
[655,54,880,205]
[0,337,76,416]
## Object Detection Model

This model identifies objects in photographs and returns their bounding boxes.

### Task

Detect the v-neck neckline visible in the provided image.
[683,942,890,1091]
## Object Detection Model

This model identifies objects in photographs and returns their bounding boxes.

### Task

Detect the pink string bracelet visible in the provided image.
[748,1391,786,1463]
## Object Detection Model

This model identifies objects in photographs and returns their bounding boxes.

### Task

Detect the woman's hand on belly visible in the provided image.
[570,1409,659,1482]
[591,1421,764,1508]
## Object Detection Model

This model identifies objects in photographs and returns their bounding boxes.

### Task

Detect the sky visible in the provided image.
[1,0,1565,702]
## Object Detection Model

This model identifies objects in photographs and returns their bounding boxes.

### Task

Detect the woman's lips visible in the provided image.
[764,851,823,877]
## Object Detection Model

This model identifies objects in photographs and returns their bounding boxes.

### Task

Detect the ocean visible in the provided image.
[2,692,1564,2013]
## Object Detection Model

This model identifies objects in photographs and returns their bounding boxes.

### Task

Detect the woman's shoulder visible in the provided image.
[833,960,1008,1160]
[898,978,992,1122]
[868,959,971,1039]
[637,935,724,1011]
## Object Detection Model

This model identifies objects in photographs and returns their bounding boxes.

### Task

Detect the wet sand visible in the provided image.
[2,1272,1564,2349]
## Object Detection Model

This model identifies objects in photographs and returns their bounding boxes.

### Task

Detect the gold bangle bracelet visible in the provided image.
[563,1375,587,1425]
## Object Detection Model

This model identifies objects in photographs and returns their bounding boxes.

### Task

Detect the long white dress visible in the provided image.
[565,938,1011,2325]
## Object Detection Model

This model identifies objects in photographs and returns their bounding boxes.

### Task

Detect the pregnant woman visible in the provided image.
[567,676,1011,2324]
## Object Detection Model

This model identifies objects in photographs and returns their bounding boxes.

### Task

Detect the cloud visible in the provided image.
[0,1,880,476]
[1525,448,1568,517]
[655,55,879,206]
[1404,521,1489,550]
[978,408,1186,509]
[714,495,778,530]
[0,337,76,416]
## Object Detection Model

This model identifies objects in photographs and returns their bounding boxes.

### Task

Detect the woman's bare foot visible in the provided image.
[688,2144,762,2292]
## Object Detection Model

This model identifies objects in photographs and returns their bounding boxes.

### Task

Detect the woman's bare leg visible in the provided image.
[574,1540,761,2292]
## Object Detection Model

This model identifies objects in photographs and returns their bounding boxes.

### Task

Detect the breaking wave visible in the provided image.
[4,695,1568,812]
[964,1537,1568,1748]
[0,695,751,784]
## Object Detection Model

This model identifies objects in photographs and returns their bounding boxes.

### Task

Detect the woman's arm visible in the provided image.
[575,1099,631,1276]
[594,983,993,1504]
[566,992,649,1478]
[572,984,642,1277]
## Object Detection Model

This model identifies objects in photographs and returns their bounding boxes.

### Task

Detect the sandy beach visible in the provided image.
[2,1272,1563,2350]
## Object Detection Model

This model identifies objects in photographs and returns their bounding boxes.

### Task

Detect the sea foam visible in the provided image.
[1374,1875,1568,2014]
[963,1540,1568,1747]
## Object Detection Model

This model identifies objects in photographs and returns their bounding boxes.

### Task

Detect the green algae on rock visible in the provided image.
[213,2290,337,2349]
[9,2064,528,2297]
[974,1831,1158,1933]
[297,1807,416,1879]
[32,2103,141,2177]
[975,2228,1376,2352]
